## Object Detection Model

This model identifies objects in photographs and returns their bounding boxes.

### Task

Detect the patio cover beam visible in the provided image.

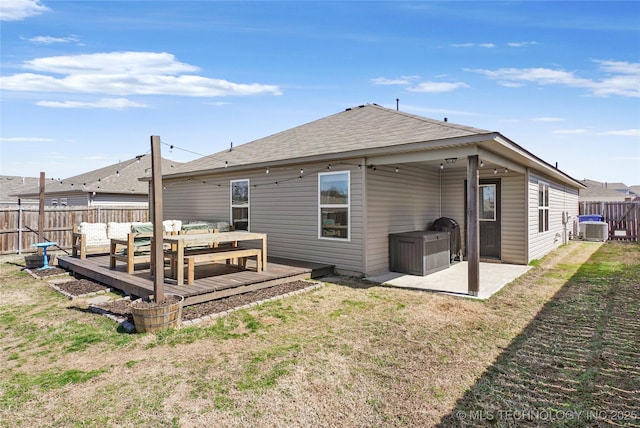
[467,155,480,296]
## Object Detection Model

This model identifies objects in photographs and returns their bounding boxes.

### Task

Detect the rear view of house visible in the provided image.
[160,104,584,294]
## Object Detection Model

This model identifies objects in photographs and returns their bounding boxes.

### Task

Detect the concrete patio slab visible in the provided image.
[366,262,532,299]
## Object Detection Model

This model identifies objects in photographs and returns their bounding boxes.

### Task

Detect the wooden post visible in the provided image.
[150,135,165,302]
[466,155,479,296]
[37,172,45,255]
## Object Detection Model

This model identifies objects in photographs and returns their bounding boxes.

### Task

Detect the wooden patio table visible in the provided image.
[163,231,267,286]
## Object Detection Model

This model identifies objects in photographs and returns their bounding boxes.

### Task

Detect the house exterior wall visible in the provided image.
[527,170,580,262]
[161,157,579,275]
[46,194,87,207]
[501,173,528,264]
[43,193,148,207]
[440,168,527,264]
[163,160,365,274]
[364,164,440,275]
[91,193,149,207]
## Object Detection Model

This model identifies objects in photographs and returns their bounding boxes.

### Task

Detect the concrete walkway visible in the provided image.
[366,262,532,299]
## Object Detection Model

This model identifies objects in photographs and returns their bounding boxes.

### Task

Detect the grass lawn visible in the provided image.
[0,241,638,427]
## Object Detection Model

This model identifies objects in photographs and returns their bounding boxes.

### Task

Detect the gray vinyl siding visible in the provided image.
[527,170,580,262]
[440,169,467,250]
[365,164,440,275]
[47,194,87,207]
[440,169,527,264]
[163,160,364,274]
[91,194,148,207]
[501,174,527,264]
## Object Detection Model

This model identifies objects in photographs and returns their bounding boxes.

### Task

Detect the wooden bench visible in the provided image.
[109,232,154,274]
[173,247,262,285]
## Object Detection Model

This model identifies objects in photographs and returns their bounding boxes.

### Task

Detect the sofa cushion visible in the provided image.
[79,222,109,246]
[211,221,231,232]
[107,222,132,240]
[131,222,154,233]
[162,219,182,233]
[181,222,210,232]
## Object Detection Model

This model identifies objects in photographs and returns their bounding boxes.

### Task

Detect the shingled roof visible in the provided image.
[0,176,40,204]
[167,103,493,177]
[13,155,181,198]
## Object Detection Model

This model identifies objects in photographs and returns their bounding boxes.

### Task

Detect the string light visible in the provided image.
[266,167,270,174]
[395,167,399,173]
[440,163,444,170]
[494,168,498,174]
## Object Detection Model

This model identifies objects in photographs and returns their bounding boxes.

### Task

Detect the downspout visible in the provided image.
[439,166,442,218]
[361,157,368,275]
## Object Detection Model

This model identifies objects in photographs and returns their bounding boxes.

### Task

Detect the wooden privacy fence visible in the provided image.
[579,201,640,242]
[0,206,149,254]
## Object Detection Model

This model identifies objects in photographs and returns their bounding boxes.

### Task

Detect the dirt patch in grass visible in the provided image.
[92,280,317,323]
[53,278,110,295]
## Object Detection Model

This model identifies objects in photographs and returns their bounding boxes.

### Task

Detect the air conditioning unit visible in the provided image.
[579,221,608,242]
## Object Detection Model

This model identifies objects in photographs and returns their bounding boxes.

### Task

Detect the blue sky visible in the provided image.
[1,0,639,186]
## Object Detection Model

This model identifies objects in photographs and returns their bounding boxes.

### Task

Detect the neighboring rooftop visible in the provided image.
[12,155,181,198]
[0,176,40,205]
[579,179,640,202]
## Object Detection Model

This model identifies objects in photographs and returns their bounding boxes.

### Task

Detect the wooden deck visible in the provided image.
[58,254,334,306]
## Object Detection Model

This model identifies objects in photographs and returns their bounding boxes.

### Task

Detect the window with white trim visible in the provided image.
[538,182,549,232]
[479,184,496,221]
[231,179,249,230]
[319,171,350,240]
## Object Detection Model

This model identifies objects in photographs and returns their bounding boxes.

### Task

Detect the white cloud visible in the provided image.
[532,117,565,122]
[0,136,54,143]
[553,129,589,135]
[600,129,640,137]
[36,98,148,110]
[0,51,282,100]
[507,41,538,48]
[467,60,640,98]
[408,81,469,93]
[23,35,80,45]
[371,75,420,85]
[0,0,49,21]
[451,43,494,48]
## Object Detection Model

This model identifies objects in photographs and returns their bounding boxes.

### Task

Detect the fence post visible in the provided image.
[97,206,101,223]
[18,205,23,254]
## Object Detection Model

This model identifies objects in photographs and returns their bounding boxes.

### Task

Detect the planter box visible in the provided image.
[25,254,57,269]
